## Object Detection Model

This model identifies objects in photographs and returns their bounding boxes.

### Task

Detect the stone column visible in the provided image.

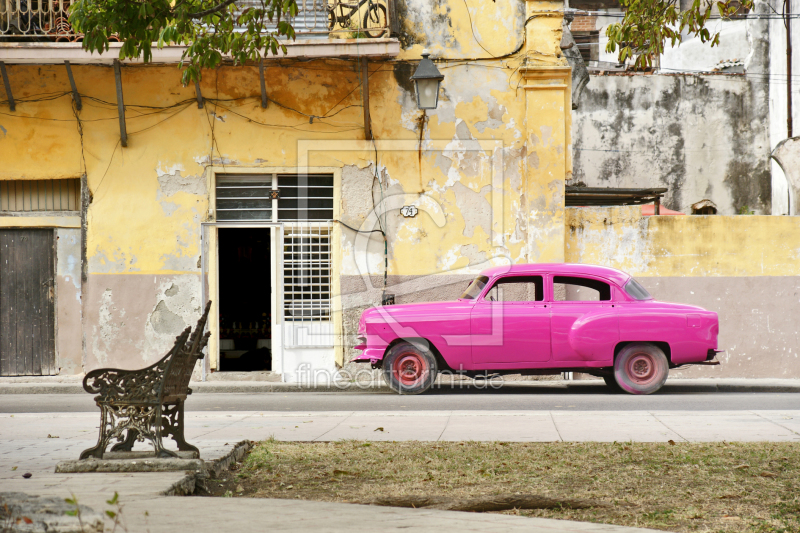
[521,0,572,263]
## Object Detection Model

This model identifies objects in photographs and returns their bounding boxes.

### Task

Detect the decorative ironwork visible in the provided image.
[1,0,390,39]
[80,301,211,460]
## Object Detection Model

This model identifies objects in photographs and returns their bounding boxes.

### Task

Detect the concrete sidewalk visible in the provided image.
[2,409,800,469]
[4,410,800,533]
[0,411,682,533]
[1,377,800,394]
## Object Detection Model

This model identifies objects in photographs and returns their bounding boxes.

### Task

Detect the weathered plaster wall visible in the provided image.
[55,228,83,374]
[82,275,202,370]
[0,0,573,376]
[566,207,800,378]
[572,73,771,215]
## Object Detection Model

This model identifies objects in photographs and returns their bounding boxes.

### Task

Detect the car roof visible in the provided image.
[479,263,631,287]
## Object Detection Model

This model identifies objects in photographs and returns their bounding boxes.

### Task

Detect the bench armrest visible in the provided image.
[83,363,166,403]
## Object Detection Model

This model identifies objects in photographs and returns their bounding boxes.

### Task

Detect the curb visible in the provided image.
[53,440,254,497]
[1,379,799,395]
[166,440,253,497]
[0,381,394,394]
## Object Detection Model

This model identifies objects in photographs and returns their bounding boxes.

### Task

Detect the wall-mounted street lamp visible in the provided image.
[411,49,444,110]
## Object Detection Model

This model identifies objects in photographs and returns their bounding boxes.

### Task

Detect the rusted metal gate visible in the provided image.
[0,229,56,376]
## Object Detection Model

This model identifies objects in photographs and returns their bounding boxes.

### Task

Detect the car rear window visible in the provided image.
[460,276,489,299]
[553,276,611,301]
[624,278,652,300]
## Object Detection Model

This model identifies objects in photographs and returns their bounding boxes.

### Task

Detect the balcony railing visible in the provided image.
[0,0,390,40]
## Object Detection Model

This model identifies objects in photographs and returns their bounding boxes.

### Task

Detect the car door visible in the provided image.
[549,274,619,363]
[471,275,551,365]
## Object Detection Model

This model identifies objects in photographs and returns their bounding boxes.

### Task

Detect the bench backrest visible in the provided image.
[161,302,211,403]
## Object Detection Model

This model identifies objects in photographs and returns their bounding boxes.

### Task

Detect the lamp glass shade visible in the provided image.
[414,78,441,110]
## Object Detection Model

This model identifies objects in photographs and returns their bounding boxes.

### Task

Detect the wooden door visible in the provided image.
[0,229,56,376]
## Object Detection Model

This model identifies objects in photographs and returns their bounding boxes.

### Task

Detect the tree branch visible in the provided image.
[188,0,238,19]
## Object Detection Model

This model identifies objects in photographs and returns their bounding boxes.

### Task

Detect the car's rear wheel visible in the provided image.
[614,343,669,395]
[382,341,438,395]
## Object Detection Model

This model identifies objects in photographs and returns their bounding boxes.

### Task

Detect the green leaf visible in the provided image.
[68,0,299,82]
[105,510,117,519]
[106,492,119,505]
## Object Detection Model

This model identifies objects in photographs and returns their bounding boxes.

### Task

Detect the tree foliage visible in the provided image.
[605,0,754,69]
[69,0,299,84]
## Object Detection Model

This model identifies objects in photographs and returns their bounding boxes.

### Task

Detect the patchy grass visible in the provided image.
[203,440,800,532]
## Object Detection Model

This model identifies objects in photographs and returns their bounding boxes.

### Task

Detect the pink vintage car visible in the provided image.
[353,264,720,395]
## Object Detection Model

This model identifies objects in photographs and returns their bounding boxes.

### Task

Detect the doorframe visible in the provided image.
[203,166,342,381]
[201,221,283,379]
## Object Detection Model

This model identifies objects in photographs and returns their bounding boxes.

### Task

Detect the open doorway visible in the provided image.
[218,227,273,371]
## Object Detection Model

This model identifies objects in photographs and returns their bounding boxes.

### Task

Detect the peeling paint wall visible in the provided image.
[83,275,202,369]
[566,207,800,378]
[571,73,772,215]
[0,0,573,376]
[573,1,771,215]
[55,228,83,374]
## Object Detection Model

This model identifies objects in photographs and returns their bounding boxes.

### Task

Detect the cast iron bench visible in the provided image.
[80,302,211,459]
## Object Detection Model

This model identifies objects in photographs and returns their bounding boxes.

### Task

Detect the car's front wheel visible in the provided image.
[614,343,669,395]
[602,375,622,392]
[382,341,438,395]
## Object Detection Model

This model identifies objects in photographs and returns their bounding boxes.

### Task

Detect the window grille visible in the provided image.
[277,174,334,221]
[215,173,333,222]
[233,0,328,35]
[215,174,272,221]
[0,0,74,38]
[283,222,332,321]
[0,179,80,212]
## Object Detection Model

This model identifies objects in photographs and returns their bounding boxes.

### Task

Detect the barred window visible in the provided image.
[283,223,331,321]
[0,179,80,212]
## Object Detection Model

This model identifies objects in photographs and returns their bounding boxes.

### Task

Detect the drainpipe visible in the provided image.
[787,0,793,137]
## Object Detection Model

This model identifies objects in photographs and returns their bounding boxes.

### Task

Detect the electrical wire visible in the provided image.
[202,69,224,171]
[127,103,194,134]
[461,0,497,58]
[207,100,361,132]
[94,138,122,199]
[334,219,384,235]
[318,64,388,119]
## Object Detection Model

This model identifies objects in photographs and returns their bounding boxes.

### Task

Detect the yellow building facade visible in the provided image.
[0,0,573,380]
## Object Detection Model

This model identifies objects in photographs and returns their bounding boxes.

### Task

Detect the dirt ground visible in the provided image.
[201,440,800,533]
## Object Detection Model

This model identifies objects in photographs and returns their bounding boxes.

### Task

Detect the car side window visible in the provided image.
[484,276,544,302]
[552,276,611,302]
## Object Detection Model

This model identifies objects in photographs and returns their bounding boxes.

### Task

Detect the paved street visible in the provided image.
[2,387,799,413]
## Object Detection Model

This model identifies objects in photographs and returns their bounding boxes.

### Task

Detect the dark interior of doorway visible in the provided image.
[218,228,272,371]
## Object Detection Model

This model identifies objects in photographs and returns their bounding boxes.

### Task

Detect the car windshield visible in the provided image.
[460,276,489,299]
[624,278,652,300]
